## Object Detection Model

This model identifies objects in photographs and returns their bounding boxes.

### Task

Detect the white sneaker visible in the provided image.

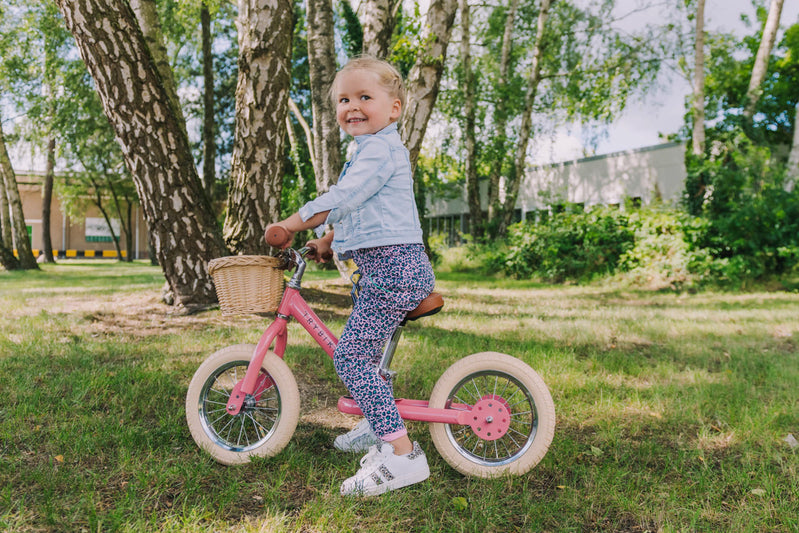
[334,419,380,452]
[340,442,430,497]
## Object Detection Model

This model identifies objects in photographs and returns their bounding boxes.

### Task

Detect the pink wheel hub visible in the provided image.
[469,395,512,441]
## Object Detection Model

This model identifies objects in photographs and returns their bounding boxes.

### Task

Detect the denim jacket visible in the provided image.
[298,123,423,255]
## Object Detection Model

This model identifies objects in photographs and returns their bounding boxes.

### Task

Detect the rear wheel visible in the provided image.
[428,352,555,478]
[185,344,299,465]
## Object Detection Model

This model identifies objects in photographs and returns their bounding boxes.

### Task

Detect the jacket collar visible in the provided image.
[354,122,398,144]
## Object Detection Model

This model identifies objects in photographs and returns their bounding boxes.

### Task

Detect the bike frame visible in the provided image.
[224,250,475,427]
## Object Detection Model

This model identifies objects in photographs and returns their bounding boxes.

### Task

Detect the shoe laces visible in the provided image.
[358,443,387,469]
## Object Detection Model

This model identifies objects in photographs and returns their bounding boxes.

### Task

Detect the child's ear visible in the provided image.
[390,98,402,120]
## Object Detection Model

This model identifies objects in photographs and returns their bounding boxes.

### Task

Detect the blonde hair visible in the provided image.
[329,56,406,111]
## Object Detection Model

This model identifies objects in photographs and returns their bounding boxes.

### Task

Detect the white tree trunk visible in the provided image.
[55,0,228,308]
[499,0,551,235]
[129,0,187,131]
[786,101,799,191]
[400,0,459,169]
[487,0,521,222]
[692,0,706,156]
[223,0,293,254]
[307,0,341,193]
[0,113,37,269]
[461,0,482,236]
[360,0,400,59]
[743,0,784,124]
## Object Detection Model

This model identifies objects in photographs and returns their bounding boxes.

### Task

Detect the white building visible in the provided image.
[426,142,687,243]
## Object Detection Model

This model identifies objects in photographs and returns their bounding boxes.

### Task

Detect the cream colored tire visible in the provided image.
[428,352,555,478]
[186,344,300,465]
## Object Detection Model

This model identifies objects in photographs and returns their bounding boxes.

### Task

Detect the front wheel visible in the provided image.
[428,352,555,478]
[185,344,300,465]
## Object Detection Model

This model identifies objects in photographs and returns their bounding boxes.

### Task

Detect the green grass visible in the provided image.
[1,260,798,532]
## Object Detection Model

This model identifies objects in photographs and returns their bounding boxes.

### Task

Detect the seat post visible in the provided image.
[378,324,404,381]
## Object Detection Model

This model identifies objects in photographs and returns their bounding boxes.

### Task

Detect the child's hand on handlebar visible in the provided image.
[307,238,334,263]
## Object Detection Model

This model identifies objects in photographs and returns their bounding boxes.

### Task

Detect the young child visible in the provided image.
[266,57,434,496]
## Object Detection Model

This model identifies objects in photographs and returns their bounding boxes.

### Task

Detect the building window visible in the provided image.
[86,235,115,243]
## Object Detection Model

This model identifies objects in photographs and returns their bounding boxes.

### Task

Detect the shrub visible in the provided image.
[501,207,635,282]
[615,209,697,290]
[683,132,799,283]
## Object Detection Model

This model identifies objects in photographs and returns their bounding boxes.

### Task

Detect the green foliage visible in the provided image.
[615,208,698,290]
[337,0,362,57]
[429,233,506,276]
[387,2,423,77]
[690,20,799,149]
[682,133,799,286]
[501,207,635,282]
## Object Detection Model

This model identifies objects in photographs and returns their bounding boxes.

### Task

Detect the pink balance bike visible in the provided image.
[185,236,555,478]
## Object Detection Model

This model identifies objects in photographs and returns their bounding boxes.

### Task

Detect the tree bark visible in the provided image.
[55,0,227,308]
[786,100,799,191]
[460,0,482,238]
[41,136,56,263]
[0,125,20,270]
[201,1,216,198]
[742,0,784,125]
[487,0,520,225]
[0,114,38,270]
[499,0,550,236]
[129,0,187,132]
[288,97,316,173]
[360,0,400,59]
[691,0,706,156]
[0,151,12,251]
[306,0,342,194]
[400,0,459,170]
[223,0,293,254]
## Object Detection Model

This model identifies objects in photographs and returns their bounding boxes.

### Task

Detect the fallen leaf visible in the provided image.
[590,446,603,457]
[54,455,64,463]
[451,497,468,511]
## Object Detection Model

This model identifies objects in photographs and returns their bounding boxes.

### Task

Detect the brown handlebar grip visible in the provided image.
[265,225,291,248]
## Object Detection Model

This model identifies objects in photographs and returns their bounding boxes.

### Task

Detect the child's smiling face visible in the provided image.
[334,69,402,137]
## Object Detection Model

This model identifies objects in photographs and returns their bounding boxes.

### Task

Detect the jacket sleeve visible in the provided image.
[298,137,395,229]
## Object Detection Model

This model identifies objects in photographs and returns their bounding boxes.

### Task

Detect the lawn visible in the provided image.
[1,260,797,532]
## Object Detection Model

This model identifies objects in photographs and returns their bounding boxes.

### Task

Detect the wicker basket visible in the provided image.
[208,255,284,315]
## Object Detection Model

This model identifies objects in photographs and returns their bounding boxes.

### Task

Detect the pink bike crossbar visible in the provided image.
[223,283,498,436]
[225,285,337,416]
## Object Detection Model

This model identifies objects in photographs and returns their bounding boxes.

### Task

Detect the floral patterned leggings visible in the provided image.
[334,244,435,441]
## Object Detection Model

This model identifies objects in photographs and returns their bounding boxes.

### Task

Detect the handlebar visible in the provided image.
[265,225,292,248]
[265,224,333,261]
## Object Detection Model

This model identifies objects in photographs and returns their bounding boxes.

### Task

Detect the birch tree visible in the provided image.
[306,0,341,194]
[360,0,401,58]
[497,0,550,235]
[486,0,521,227]
[0,112,38,270]
[692,0,706,156]
[742,0,784,126]
[129,0,187,131]
[401,0,459,170]
[787,101,799,190]
[55,0,227,309]
[460,0,482,237]
[222,0,293,254]
[201,0,215,196]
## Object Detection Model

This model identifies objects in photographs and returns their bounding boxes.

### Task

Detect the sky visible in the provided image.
[544,0,799,163]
